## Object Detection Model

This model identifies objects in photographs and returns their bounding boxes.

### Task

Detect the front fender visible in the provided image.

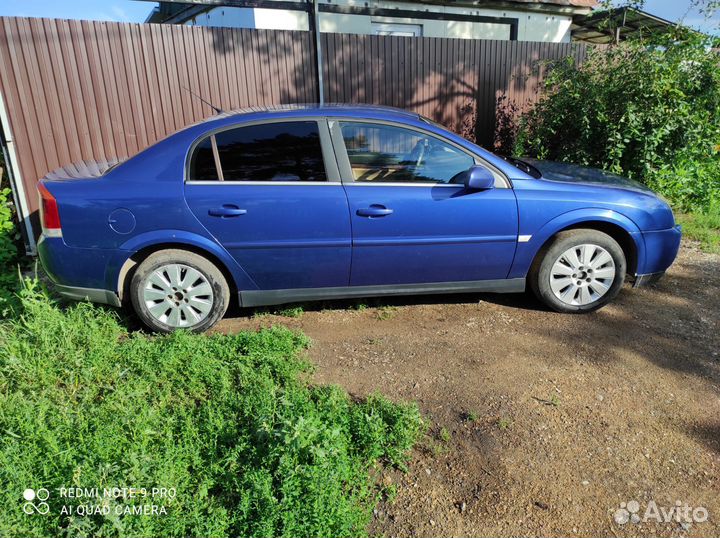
[508,208,646,279]
[105,229,259,293]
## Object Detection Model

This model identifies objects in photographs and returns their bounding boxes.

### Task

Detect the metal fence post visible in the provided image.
[312,0,324,105]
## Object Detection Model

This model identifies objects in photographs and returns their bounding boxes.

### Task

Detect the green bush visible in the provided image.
[0,287,424,538]
[0,187,20,315]
[646,156,720,212]
[515,34,720,211]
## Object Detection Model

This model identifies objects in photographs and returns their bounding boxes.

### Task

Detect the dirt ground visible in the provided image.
[217,241,720,538]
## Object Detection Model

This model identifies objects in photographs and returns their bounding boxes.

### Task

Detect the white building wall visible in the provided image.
[318,13,511,40]
[186,2,574,43]
[254,8,309,31]
[519,12,572,42]
[188,6,309,30]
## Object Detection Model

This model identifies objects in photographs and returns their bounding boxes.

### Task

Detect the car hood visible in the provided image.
[519,158,654,194]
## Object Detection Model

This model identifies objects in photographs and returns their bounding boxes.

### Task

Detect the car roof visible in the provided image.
[201,103,424,124]
[112,102,534,183]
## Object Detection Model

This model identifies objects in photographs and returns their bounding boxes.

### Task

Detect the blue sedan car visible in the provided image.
[37,104,681,332]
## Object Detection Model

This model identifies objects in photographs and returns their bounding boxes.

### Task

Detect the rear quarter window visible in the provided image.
[189,137,217,181]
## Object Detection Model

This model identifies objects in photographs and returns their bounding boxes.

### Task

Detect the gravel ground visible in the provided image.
[217,241,720,537]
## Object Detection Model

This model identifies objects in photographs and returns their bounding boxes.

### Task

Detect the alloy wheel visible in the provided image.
[142,263,214,327]
[549,244,616,306]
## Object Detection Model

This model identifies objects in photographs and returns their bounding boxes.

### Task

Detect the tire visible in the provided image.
[130,249,230,333]
[530,229,626,314]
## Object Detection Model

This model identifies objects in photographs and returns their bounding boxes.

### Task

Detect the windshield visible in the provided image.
[502,156,542,179]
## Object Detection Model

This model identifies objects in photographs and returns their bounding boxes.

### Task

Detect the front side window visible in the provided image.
[188,121,327,182]
[339,122,475,184]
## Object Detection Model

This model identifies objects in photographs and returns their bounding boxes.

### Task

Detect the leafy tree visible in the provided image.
[514,33,720,211]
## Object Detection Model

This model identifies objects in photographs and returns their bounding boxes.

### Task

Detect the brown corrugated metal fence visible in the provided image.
[0,17,316,222]
[321,33,588,144]
[0,16,591,246]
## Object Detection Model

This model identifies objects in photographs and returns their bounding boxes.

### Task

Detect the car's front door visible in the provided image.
[331,120,518,286]
[184,119,351,290]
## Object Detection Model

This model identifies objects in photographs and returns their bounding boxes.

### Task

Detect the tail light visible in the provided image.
[38,183,62,237]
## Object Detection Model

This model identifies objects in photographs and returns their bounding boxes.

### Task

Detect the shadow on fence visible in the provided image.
[0,16,590,218]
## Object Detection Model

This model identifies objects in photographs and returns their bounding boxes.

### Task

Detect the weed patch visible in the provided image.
[0,287,424,537]
[677,204,720,254]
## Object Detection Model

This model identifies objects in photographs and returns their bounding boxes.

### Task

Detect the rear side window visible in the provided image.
[188,121,327,182]
[189,137,217,181]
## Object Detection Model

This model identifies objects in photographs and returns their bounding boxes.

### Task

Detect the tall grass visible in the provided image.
[0,284,424,537]
[677,202,720,254]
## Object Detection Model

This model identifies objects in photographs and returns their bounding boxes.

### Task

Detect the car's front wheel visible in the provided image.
[531,229,626,313]
[130,249,230,333]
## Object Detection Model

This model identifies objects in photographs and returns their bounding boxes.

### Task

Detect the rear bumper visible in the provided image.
[52,283,122,307]
[37,235,121,307]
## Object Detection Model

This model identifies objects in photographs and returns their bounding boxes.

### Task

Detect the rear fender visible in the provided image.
[106,230,259,294]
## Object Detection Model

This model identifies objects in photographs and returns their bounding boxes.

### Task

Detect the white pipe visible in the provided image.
[0,90,37,254]
[313,0,324,106]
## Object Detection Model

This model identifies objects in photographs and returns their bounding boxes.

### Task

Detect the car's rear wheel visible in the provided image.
[130,249,229,333]
[531,229,626,313]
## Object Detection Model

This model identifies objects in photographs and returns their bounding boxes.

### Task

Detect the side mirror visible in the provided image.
[464,165,495,190]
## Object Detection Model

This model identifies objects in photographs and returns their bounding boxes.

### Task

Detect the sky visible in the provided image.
[620,0,720,35]
[0,0,717,34]
[0,0,158,23]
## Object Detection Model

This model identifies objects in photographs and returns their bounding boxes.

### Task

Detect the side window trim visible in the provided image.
[328,118,509,188]
[185,117,341,184]
[209,134,224,181]
[328,119,354,184]
[318,119,341,182]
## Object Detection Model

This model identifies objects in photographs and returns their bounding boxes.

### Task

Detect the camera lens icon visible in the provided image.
[22,488,50,515]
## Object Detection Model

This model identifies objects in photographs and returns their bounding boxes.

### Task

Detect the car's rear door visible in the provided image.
[330,119,518,286]
[184,118,351,290]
